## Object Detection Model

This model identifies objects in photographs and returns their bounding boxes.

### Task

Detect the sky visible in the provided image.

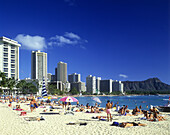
[0,0,169,84]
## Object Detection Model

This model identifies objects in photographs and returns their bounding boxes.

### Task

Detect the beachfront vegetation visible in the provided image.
[70,87,79,95]
[0,88,3,94]
[0,72,16,95]
[48,84,65,95]
[7,78,16,95]
[0,72,8,88]
[16,80,38,95]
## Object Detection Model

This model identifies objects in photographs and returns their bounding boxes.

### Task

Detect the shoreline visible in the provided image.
[72,94,170,97]
[0,101,170,135]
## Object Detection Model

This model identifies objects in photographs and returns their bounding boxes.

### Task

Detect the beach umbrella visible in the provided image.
[60,96,78,102]
[92,97,102,103]
[42,77,48,97]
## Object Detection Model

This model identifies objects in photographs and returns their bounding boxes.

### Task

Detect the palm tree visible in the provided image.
[0,72,8,88]
[16,80,27,95]
[7,78,16,95]
[16,80,38,95]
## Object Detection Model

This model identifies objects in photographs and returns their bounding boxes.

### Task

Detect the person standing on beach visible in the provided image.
[30,99,34,112]
[106,100,113,121]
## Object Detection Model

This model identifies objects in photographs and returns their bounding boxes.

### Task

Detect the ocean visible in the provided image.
[69,95,170,110]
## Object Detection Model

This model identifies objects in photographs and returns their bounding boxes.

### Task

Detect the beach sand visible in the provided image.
[0,102,170,135]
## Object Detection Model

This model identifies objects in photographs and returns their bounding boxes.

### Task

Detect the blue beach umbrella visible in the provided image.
[42,77,48,97]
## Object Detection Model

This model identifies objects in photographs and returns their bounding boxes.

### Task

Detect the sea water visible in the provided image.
[71,95,170,110]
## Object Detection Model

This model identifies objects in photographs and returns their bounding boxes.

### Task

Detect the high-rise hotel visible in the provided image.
[31,50,47,82]
[57,61,67,83]
[68,73,81,83]
[0,36,21,80]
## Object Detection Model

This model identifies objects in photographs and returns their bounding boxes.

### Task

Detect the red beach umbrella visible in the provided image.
[60,96,78,102]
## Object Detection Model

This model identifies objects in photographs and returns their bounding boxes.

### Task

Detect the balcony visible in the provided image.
[3,58,8,63]
[4,73,8,77]
[3,49,8,52]
[3,53,8,58]
[11,69,15,73]
[11,55,15,59]
[11,47,15,50]
[11,50,15,54]
[11,74,15,78]
[11,64,15,68]
[3,63,8,67]
[4,68,8,72]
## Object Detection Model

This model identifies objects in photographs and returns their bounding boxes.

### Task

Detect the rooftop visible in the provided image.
[0,36,21,47]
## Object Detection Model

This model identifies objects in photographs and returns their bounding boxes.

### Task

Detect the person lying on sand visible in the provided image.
[99,108,105,111]
[149,112,166,121]
[95,116,107,119]
[119,122,147,128]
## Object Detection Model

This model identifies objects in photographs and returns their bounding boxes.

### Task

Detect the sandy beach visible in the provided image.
[0,102,170,135]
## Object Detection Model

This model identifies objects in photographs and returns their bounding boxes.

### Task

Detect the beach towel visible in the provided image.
[67,122,87,126]
[111,122,119,126]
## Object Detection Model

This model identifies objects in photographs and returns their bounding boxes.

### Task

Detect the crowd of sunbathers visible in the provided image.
[115,104,166,121]
[0,95,167,123]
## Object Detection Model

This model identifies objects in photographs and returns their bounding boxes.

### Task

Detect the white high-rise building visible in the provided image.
[112,80,124,94]
[31,50,47,82]
[57,61,67,83]
[0,36,21,80]
[86,75,96,94]
[96,77,101,94]
[68,73,81,83]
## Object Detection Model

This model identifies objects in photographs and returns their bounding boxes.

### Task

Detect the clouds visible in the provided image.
[15,32,87,50]
[119,74,128,78]
[48,32,87,49]
[15,34,47,50]
[64,32,80,40]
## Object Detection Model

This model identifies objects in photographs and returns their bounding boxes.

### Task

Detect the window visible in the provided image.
[11,55,15,59]
[11,45,15,49]
[3,58,8,62]
[3,48,8,52]
[11,64,15,68]
[4,68,8,72]
[4,73,8,77]
[11,60,15,63]
[11,50,15,54]
[4,63,8,67]
[11,69,15,73]
[4,43,8,47]
[3,53,8,57]
[11,74,15,78]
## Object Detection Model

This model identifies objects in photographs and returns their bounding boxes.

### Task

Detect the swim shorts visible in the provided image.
[106,109,111,114]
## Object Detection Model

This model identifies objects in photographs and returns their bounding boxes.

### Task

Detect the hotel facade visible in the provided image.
[31,50,47,82]
[0,36,21,80]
